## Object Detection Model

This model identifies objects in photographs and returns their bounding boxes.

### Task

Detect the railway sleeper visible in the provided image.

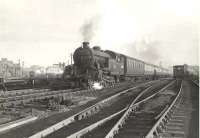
[75,105,101,120]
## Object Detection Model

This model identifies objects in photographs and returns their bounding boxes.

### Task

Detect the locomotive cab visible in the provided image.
[105,50,125,82]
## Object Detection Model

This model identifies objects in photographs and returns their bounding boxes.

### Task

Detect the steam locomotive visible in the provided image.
[63,42,170,88]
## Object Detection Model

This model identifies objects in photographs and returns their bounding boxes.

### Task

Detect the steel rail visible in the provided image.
[154,105,169,120]
[0,116,38,133]
[191,79,199,87]
[105,80,175,138]
[0,89,49,97]
[67,107,128,138]
[0,89,72,100]
[28,80,156,138]
[145,80,183,138]
[0,89,94,106]
[66,83,156,138]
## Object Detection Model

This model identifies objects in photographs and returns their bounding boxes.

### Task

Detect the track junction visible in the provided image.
[0,78,198,138]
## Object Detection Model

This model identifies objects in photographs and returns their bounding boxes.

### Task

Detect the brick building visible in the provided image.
[0,58,22,79]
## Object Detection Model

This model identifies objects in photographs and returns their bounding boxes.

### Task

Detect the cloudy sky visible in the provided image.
[0,0,199,67]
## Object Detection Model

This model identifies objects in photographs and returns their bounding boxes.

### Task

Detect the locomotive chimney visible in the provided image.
[82,42,89,48]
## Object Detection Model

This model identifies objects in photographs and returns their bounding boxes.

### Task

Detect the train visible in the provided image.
[1,42,172,90]
[62,42,171,88]
[173,64,199,79]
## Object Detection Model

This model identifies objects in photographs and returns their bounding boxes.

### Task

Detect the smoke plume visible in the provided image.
[80,16,100,42]
[127,38,162,65]
[138,40,161,64]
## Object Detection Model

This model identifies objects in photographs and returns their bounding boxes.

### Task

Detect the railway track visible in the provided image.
[106,80,181,138]
[0,80,163,138]
[151,80,199,138]
[0,89,49,97]
[0,80,154,107]
[0,88,82,107]
[0,81,130,98]
[0,80,160,98]
[39,80,172,138]
[64,80,180,138]
[0,88,79,99]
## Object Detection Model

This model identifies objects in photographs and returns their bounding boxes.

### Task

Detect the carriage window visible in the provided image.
[117,58,120,62]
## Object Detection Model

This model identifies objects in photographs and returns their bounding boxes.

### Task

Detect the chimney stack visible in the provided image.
[82,42,89,48]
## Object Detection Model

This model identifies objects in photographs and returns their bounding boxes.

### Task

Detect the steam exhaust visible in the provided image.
[92,81,103,90]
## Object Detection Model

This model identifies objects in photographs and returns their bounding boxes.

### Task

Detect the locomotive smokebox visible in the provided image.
[82,42,89,48]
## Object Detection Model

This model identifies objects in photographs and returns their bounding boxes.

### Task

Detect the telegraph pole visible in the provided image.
[67,60,70,65]
[22,61,24,77]
[70,53,73,65]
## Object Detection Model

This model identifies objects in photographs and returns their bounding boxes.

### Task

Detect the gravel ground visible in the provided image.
[186,80,199,138]
[46,87,146,138]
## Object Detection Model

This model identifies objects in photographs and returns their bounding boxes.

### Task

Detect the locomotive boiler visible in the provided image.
[72,42,113,88]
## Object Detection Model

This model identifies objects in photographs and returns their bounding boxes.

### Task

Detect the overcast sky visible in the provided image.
[0,0,199,67]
